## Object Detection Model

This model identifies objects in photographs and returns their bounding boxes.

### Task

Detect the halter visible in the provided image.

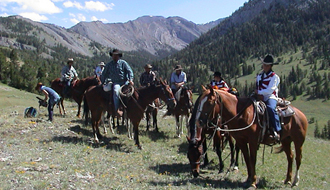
[202,91,257,132]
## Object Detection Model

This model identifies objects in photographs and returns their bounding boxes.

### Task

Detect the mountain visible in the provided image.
[0,15,222,59]
[69,16,222,58]
[153,0,330,100]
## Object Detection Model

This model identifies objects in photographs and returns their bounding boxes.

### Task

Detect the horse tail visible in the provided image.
[273,145,284,154]
[83,95,89,125]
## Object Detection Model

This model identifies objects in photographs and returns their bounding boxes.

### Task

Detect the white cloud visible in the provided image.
[2,0,61,14]
[63,1,83,9]
[19,12,48,21]
[91,16,108,22]
[63,1,114,11]
[69,13,86,24]
[0,13,9,17]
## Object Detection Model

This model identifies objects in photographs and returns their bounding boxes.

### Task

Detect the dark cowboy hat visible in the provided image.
[213,71,222,77]
[144,64,152,69]
[261,54,275,65]
[174,65,183,71]
[109,49,123,57]
[35,82,43,91]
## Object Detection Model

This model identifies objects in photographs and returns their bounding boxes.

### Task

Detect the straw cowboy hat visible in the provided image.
[98,62,105,66]
[144,64,152,69]
[67,58,74,63]
[174,65,183,71]
[109,49,123,57]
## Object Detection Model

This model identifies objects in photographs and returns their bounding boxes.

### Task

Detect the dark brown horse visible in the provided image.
[165,86,193,137]
[187,93,239,178]
[51,76,99,117]
[194,87,308,188]
[145,98,161,132]
[83,80,176,148]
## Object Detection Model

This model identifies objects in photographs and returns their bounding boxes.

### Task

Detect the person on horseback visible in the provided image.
[95,61,105,83]
[255,54,281,141]
[61,58,78,98]
[139,64,156,87]
[170,65,187,99]
[35,82,61,122]
[101,49,134,117]
[210,71,229,90]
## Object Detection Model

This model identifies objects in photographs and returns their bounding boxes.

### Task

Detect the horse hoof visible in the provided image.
[233,166,239,171]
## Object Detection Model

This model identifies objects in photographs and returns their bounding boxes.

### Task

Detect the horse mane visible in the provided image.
[188,93,203,141]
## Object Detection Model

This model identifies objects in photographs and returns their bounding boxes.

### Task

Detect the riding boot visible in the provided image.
[49,110,53,122]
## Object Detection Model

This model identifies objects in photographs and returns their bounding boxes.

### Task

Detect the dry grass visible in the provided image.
[1,83,330,189]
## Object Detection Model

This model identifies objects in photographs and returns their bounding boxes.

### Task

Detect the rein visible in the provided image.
[207,92,257,132]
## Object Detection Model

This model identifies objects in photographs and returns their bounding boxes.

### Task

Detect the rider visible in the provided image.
[139,64,156,87]
[255,54,281,141]
[101,49,134,117]
[170,65,187,100]
[35,82,61,122]
[61,58,78,98]
[95,61,105,83]
[210,71,229,90]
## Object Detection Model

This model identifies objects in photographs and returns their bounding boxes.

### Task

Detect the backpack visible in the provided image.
[24,107,38,118]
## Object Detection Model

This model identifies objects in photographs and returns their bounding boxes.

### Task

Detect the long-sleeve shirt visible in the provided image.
[61,65,78,81]
[140,71,156,86]
[170,71,187,89]
[256,71,280,101]
[40,86,61,101]
[101,59,134,85]
[95,66,104,77]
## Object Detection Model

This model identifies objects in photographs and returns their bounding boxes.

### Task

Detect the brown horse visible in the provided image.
[165,86,193,137]
[51,76,99,117]
[187,94,239,178]
[145,98,161,132]
[83,80,176,148]
[194,87,308,188]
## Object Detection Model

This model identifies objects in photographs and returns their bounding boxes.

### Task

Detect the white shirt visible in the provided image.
[95,66,104,77]
[256,71,280,101]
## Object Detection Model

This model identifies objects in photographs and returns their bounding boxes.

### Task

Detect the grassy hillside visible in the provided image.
[1,82,330,189]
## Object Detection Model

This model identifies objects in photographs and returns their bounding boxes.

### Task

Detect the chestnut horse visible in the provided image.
[83,80,176,148]
[195,87,308,188]
[187,94,239,178]
[165,86,193,137]
[51,76,99,117]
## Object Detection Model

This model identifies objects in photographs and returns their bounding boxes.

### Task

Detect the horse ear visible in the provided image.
[201,85,207,92]
[209,85,214,95]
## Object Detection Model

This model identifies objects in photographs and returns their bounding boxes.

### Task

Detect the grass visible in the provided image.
[1,82,330,189]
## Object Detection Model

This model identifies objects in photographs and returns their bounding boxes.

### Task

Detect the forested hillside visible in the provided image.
[153,0,330,100]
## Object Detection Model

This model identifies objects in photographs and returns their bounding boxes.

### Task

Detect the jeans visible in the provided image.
[113,84,121,112]
[48,97,60,121]
[265,98,281,132]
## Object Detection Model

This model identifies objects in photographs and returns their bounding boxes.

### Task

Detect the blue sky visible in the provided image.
[0,0,248,28]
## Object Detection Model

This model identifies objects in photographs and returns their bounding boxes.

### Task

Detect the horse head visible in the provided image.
[196,86,220,128]
[187,136,203,178]
[158,78,176,109]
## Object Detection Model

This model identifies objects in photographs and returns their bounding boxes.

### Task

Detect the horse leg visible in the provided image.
[153,108,158,132]
[234,144,240,171]
[61,99,66,115]
[202,136,209,167]
[185,114,190,137]
[228,135,237,170]
[175,115,180,137]
[101,112,108,134]
[132,120,142,149]
[292,141,303,187]
[214,131,224,173]
[248,142,258,189]
[280,137,293,185]
[77,103,81,118]
[146,111,150,131]
[237,142,252,187]
[94,111,103,142]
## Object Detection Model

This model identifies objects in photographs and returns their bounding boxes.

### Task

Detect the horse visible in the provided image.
[51,76,99,117]
[145,98,161,132]
[83,80,176,148]
[165,86,193,137]
[187,93,239,178]
[194,86,308,188]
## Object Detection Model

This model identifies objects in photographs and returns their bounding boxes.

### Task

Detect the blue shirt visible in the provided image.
[170,71,187,89]
[41,86,61,100]
[101,59,134,85]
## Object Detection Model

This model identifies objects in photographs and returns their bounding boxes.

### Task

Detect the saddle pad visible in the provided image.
[278,105,295,117]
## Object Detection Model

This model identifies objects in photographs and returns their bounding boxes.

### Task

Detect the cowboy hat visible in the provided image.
[261,54,274,65]
[174,65,183,71]
[144,64,152,69]
[109,49,123,57]
[213,71,222,77]
[98,62,105,66]
[67,58,74,63]
[35,82,43,90]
